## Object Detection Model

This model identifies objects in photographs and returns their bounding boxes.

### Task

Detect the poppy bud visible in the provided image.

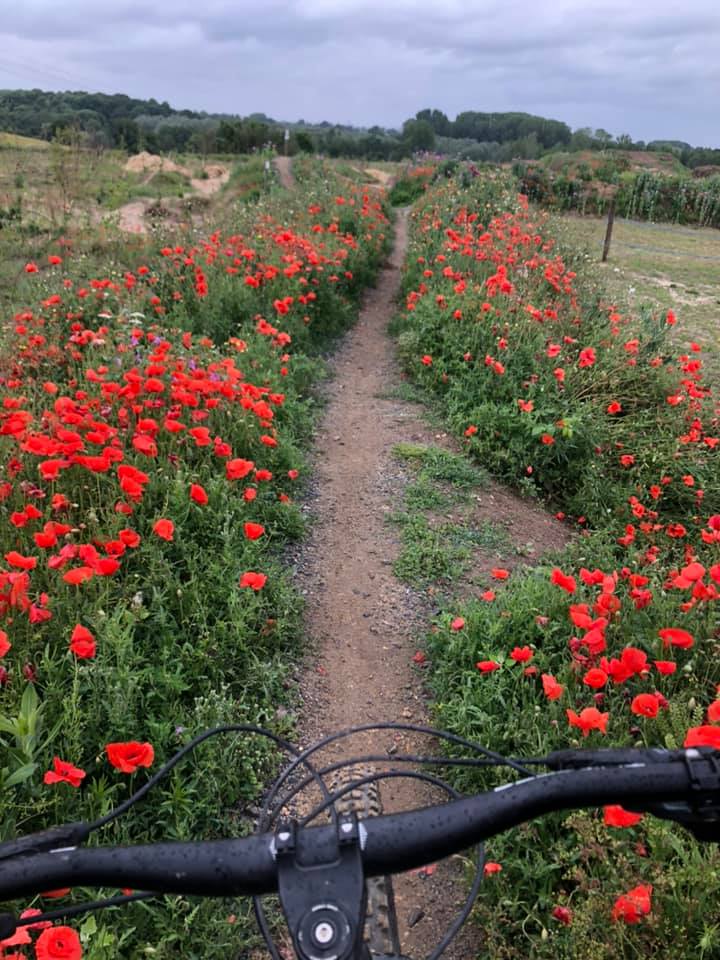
[0,666,8,686]
[552,906,572,926]
[23,663,37,683]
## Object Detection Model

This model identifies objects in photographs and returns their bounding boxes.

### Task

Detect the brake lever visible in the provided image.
[643,800,720,842]
[552,748,720,842]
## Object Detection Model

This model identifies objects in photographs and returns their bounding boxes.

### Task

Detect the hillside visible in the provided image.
[0,130,50,150]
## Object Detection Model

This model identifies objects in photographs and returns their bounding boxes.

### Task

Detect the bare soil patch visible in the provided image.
[117,199,149,234]
[190,165,230,196]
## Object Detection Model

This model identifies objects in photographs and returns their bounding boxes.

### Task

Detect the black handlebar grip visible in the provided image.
[0,835,279,902]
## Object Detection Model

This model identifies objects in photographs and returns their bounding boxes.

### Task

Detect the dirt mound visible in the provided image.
[124,152,191,177]
[365,167,393,185]
[693,165,720,179]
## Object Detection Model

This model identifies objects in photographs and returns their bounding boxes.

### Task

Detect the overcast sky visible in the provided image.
[1,0,719,146]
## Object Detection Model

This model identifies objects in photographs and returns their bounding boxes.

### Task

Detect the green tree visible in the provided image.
[402,118,436,153]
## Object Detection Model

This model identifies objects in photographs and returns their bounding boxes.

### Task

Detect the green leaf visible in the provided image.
[4,762,37,788]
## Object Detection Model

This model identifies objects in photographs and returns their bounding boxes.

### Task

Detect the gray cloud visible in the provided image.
[1,0,719,145]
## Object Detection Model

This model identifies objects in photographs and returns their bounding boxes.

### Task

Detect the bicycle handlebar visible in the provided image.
[1,748,718,903]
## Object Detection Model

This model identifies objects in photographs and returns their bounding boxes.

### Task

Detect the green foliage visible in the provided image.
[392,514,472,584]
[396,164,720,958]
[519,163,720,228]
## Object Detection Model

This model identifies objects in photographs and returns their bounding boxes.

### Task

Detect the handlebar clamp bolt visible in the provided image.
[312,920,336,947]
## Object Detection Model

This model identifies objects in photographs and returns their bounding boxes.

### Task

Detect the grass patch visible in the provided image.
[451,520,510,552]
[375,380,427,404]
[404,476,453,511]
[392,514,472,585]
[393,443,488,488]
[552,212,720,374]
[391,441,498,587]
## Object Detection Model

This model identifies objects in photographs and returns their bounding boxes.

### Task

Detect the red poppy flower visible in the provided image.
[541,673,564,700]
[658,627,694,649]
[153,519,174,542]
[226,458,255,480]
[654,660,676,675]
[0,631,10,658]
[483,862,502,875]
[611,884,652,923]
[481,590,496,601]
[578,347,596,368]
[685,725,720,749]
[604,805,643,828]
[189,427,211,447]
[35,925,82,959]
[476,660,501,673]
[62,566,94,585]
[550,568,576,593]
[5,551,38,571]
[239,571,267,590]
[190,483,208,505]
[106,741,154,774]
[43,757,86,788]
[551,906,572,926]
[631,694,660,718]
[510,646,532,663]
[244,522,265,541]
[606,401,622,414]
[119,529,141,548]
[583,668,608,689]
[69,625,96,659]
[566,707,609,736]
[132,434,157,457]
[707,701,720,723]
[94,557,120,577]
[450,617,465,631]
[491,568,509,580]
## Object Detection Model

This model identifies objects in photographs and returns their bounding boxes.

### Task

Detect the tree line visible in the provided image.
[1,89,718,167]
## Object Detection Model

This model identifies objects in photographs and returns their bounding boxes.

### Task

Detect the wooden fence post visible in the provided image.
[602,195,616,262]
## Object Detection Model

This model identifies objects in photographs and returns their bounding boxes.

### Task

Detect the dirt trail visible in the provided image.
[115,158,230,234]
[274,156,295,190]
[294,210,478,957]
